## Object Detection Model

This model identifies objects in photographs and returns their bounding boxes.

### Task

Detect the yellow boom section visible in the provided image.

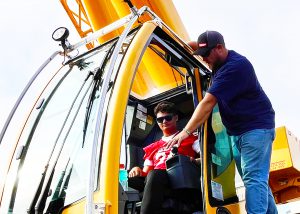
[60,0,94,49]
[60,0,189,47]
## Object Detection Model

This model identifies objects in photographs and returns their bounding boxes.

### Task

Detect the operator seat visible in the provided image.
[126,153,203,214]
[125,110,203,213]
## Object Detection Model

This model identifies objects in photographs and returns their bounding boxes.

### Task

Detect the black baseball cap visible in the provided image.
[193,31,225,56]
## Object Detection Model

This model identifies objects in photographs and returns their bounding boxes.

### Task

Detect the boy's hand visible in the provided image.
[128,166,143,177]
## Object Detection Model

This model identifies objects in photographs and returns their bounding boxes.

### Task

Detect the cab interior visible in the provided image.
[117,27,211,213]
[120,88,203,214]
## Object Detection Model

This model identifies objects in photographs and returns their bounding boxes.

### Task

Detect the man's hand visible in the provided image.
[166,93,217,149]
[128,166,143,177]
[187,41,197,51]
[166,130,189,149]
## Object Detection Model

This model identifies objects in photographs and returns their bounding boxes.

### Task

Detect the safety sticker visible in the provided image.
[136,109,147,122]
[137,103,147,113]
[211,180,224,201]
[139,121,146,130]
[147,115,153,125]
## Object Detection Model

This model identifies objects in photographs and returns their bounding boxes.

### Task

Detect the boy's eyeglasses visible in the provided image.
[156,114,173,123]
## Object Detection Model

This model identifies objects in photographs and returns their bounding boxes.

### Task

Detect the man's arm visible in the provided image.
[166,92,217,149]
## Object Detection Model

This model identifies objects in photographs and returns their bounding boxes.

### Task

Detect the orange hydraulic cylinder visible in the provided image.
[82,0,190,43]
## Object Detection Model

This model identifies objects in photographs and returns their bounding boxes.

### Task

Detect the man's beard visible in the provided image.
[211,58,224,73]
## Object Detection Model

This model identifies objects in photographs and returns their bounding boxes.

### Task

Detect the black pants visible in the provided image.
[128,169,170,214]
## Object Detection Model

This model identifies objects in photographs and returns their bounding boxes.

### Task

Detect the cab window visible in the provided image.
[207,105,245,206]
[0,30,137,213]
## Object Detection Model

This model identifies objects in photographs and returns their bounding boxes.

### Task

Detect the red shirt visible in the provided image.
[143,134,198,170]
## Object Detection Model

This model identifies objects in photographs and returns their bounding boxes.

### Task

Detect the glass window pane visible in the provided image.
[207,105,245,206]
[1,41,117,213]
[131,41,186,99]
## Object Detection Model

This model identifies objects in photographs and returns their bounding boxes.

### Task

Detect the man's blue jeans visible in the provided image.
[231,129,278,214]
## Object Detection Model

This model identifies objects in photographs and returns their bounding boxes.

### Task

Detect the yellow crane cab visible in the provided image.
[0,1,299,213]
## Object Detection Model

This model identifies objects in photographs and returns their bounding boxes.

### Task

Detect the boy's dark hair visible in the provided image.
[154,101,177,116]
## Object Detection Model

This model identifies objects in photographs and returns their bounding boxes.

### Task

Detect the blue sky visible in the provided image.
[0,0,300,212]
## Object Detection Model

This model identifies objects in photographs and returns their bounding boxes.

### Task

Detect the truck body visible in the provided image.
[0,0,299,213]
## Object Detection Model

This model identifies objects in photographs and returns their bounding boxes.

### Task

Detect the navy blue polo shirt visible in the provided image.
[208,50,275,135]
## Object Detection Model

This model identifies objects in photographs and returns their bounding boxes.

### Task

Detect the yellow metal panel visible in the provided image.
[272,126,289,150]
[193,68,203,101]
[270,148,292,171]
[270,126,300,172]
[61,199,85,214]
[270,127,292,171]
[270,126,300,203]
